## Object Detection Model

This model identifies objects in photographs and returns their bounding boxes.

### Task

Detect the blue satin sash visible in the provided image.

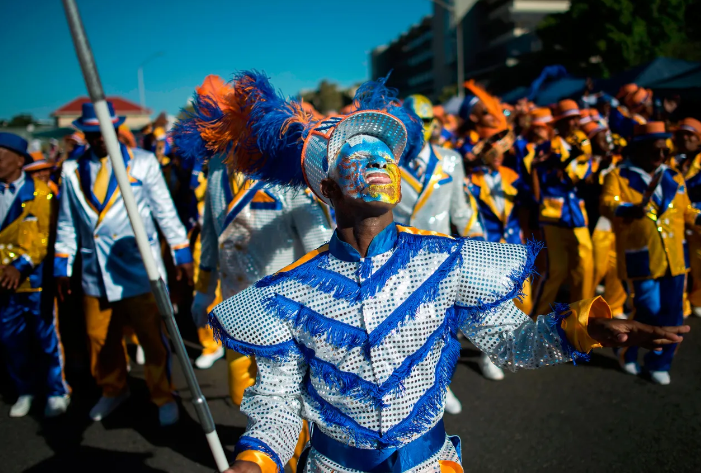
[309,419,447,473]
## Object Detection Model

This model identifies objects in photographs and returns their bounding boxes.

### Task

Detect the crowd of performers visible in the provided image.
[0,72,696,472]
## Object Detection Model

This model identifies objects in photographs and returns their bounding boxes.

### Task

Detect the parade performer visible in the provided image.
[601,122,697,385]
[394,94,496,389]
[54,102,194,425]
[531,99,595,316]
[670,118,701,316]
[466,129,536,319]
[181,76,334,390]
[0,132,70,418]
[187,71,686,473]
[581,121,627,319]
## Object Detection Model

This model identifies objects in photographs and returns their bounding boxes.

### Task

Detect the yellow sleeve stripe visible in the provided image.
[275,244,330,275]
[396,225,454,239]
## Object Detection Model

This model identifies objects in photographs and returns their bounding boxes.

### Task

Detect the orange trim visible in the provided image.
[275,244,330,274]
[235,450,278,473]
[172,242,190,250]
[396,224,454,239]
[55,253,71,258]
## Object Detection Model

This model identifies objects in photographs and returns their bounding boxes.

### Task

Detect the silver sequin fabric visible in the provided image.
[211,231,573,472]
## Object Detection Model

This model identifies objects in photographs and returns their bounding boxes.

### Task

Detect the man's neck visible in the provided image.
[0,170,22,185]
[334,212,394,258]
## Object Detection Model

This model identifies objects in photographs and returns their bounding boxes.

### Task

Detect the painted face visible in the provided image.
[404,95,435,143]
[332,135,401,204]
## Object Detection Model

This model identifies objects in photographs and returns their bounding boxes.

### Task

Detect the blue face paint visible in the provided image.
[333,135,401,204]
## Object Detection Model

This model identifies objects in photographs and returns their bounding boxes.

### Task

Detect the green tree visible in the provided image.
[537,0,701,77]
[8,114,35,127]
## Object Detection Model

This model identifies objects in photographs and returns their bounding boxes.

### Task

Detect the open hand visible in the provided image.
[0,265,21,291]
[587,318,690,350]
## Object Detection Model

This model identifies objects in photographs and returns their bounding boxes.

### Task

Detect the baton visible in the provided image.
[61,2,229,471]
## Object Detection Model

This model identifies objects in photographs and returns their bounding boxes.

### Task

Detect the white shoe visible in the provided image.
[621,361,640,375]
[159,401,180,426]
[478,353,505,381]
[89,391,130,421]
[195,346,225,370]
[45,395,70,418]
[613,313,629,320]
[693,306,701,318]
[596,285,605,296]
[135,345,146,365]
[650,371,671,385]
[444,388,462,415]
[9,395,34,418]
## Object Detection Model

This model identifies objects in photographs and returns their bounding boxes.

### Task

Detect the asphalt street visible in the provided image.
[1,316,700,473]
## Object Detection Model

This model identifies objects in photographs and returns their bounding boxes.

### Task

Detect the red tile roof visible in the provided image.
[53,96,151,116]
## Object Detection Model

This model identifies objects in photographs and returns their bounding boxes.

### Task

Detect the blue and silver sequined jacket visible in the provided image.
[211,223,592,473]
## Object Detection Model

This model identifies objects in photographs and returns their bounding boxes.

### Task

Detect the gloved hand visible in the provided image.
[191,291,216,328]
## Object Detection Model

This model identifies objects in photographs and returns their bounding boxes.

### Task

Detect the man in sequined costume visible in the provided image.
[173,72,689,473]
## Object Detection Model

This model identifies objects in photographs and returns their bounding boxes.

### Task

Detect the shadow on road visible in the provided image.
[26,376,243,472]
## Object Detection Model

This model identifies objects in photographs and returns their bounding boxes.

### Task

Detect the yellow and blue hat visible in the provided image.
[72,101,126,132]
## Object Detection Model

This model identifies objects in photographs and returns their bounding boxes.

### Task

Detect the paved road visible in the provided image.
[1,317,699,473]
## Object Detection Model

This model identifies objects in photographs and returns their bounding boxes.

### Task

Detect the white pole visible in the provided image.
[61,1,229,471]
[138,66,146,112]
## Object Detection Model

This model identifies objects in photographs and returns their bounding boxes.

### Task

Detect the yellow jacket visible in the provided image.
[601,163,700,280]
[0,175,52,292]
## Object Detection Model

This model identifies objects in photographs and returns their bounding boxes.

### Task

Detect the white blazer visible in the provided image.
[196,155,333,299]
[55,146,191,302]
[394,144,483,236]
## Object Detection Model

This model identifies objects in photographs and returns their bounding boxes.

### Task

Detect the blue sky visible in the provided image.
[0,0,432,120]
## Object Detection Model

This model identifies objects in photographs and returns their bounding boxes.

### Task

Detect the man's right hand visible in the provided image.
[57,277,71,302]
[224,460,262,473]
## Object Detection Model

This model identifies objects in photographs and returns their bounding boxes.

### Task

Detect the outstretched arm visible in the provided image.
[455,240,688,369]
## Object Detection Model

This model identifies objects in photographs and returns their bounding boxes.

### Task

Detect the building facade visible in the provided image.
[370,0,570,100]
[52,97,152,129]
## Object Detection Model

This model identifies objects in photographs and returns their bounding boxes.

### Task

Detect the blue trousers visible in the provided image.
[0,292,69,397]
[622,274,685,372]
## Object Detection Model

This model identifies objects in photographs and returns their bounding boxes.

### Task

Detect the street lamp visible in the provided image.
[427,0,467,98]
[138,51,164,111]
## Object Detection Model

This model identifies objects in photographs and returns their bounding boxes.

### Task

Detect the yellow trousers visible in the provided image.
[84,293,173,406]
[591,229,627,317]
[534,226,594,316]
[196,285,223,356]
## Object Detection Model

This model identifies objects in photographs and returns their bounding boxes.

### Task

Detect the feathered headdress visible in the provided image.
[172,72,423,204]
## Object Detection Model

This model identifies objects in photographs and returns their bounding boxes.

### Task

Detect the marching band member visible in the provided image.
[670,118,701,316]
[531,99,595,316]
[186,71,685,473]
[581,120,627,319]
[0,132,69,418]
[601,122,698,385]
[176,76,334,473]
[54,102,194,425]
